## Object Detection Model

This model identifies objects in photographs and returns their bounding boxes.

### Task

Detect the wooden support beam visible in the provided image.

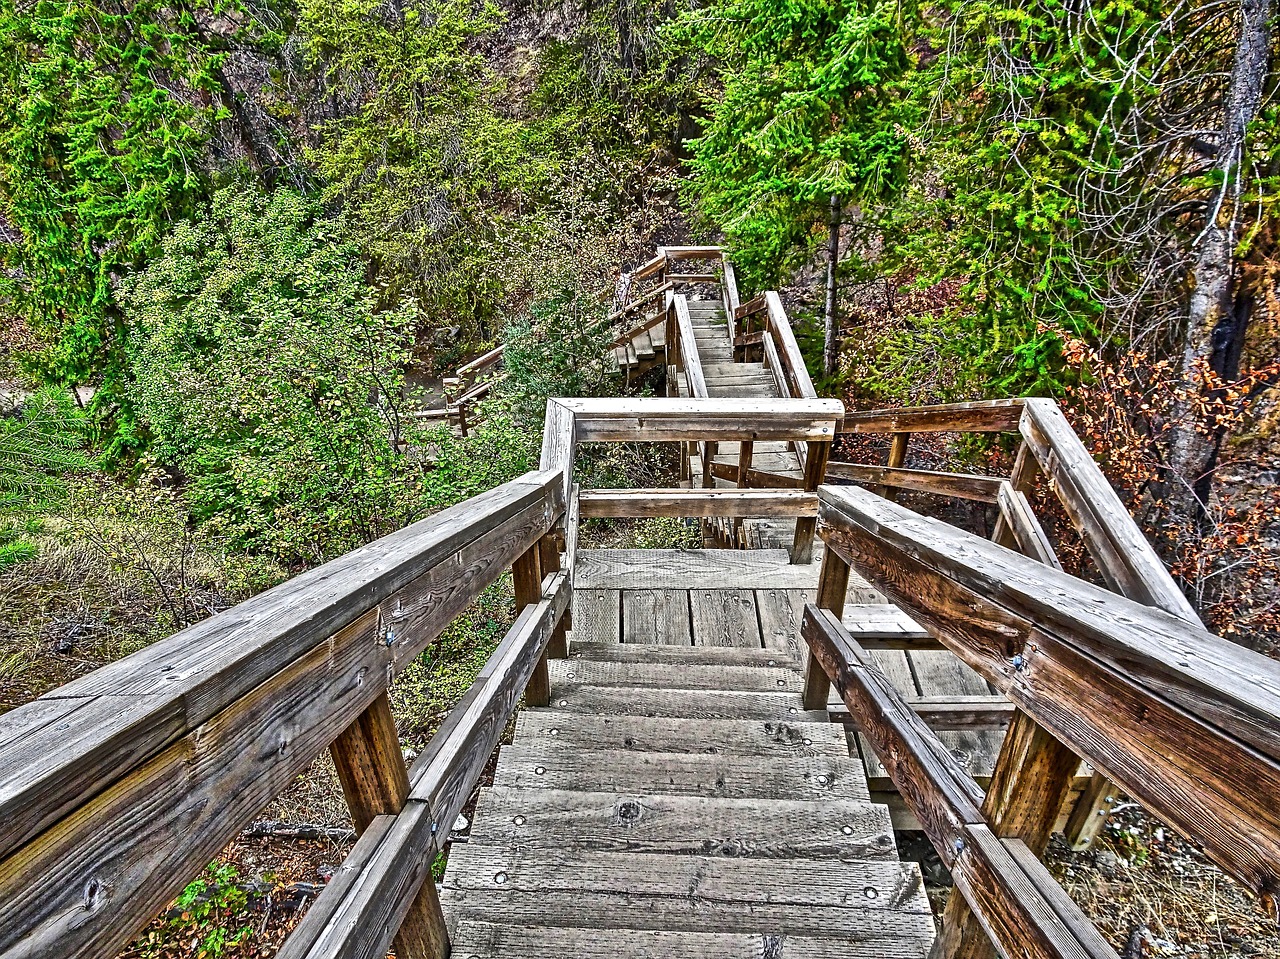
[791,438,830,564]
[841,399,1026,434]
[706,460,804,489]
[997,481,1062,570]
[1063,771,1119,850]
[515,543,549,707]
[881,432,909,502]
[559,397,844,443]
[826,461,1008,503]
[577,490,820,521]
[330,693,410,835]
[802,549,850,710]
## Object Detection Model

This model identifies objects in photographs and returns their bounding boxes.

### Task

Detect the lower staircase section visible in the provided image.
[439,562,937,958]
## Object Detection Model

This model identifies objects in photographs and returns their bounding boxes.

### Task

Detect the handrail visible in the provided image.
[672,294,708,399]
[809,483,1280,909]
[0,470,568,958]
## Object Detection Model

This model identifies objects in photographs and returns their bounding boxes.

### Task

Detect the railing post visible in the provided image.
[733,440,754,546]
[802,544,849,710]
[539,531,569,658]
[516,542,551,706]
[329,695,448,959]
[879,431,909,502]
[991,441,1039,546]
[790,438,830,563]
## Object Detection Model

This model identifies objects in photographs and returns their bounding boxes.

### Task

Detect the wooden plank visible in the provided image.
[674,295,709,399]
[492,745,871,800]
[756,587,812,661]
[513,712,845,758]
[735,293,768,319]
[329,692,410,835]
[621,589,692,645]
[452,920,932,959]
[548,658,800,693]
[690,589,763,648]
[567,641,795,669]
[765,292,817,399]
[802,547,851,710]
[707,461,804,488]
[441,847,931,938]
[576,549,818,590]
[842,400,1026,434]
[0,471,562,862]
[457,344,504,378]
[0,610,389,958]
[571,588,618,644]
[578,488,817,518]
[791,439,830,563]
[469,787,897,860]
[831,697,1015,730]
[543,683,827,721]
[826,462,1007,503]
[1019,398,1198,621]
[607,282,674,325]
[559,397,844,443]
[408,574,570,829]
[540,401,577,505]
[817,484,1280,897]
[997,481,1062,569]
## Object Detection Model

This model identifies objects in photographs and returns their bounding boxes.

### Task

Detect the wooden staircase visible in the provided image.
[442,548,935,956]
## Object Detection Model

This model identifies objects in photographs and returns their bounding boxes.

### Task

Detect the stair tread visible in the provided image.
[548,658,802,693]
[468,787,897,860]
[543,683,828,721]
[568,641,800,668]
[514,711,844,758]
[491,746,871,800]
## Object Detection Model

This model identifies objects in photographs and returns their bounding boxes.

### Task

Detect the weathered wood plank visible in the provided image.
[997,481,1062,570]
[841,400,1026,434]
[690,589,763,648]
[329,692,410,835]
[441,847,932,938]
[576,549,819,590]
[452,920,932,959]
[0,471,563,862]
[765,292,818,399]
[757,587,812,661]
[578,488,817,518]
[621,589,692,645]
[548,658,800,693]
[826,462,1007,503]
[559,397,843,443]
[491,746,871,800]
[469,787,897,860]
[674,295,710,398]
[0,610,389,958]
[513,712,845,758]
[817,484,1280,898]
[543,683,828,721]
[567,640,797,669]
[572,588,618,644]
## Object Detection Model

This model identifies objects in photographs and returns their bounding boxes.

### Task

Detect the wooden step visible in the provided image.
[514,711,844,758]
[576,549,818,589]
[567,641,799,668]
[634,330,655,359]
[441,847,933,939]
[491,746,871,800]
[451,920,932,959]
[469,787,897,860]
[548,659,801,693]
[543,683,828,722]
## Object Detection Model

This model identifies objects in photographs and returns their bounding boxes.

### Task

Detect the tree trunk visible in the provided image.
[823,195,841,378]
[1166,0,1274,528]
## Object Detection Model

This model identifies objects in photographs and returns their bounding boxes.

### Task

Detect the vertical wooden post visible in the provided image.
[880,431,909,502]
[936,712,1080,959]
[515,543,550,706]
[790,438,830,564]
[330,695,447,958]
[539,532,569,658]
[1064,770,1118,849]
[801,547,850,710]
[733,440,754,547]
[456,402,468,438]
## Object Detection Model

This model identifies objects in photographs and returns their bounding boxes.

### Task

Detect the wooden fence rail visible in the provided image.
[805,484,1280,926]
[0,470,568,959]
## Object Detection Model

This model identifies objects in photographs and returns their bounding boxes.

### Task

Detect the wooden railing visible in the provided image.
[801,483,1280,958]
[0,471,569,959]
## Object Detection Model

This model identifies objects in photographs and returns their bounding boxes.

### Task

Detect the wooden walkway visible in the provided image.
[441,548,937,956]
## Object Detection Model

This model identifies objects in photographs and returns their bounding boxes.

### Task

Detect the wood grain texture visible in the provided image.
[621,589,693,645]
[548,658,800,693]
[757,587,811,661]
[559,397,843,443]
[513,712,844,758]
[578,488,817,518]
[576,549,818,590]
[817,484,1280,898]
[544,683,828,721]
[330,692,410,834]
[441,847,933,938]
[690,589,763,648]
[825,462,1007,503]
[491,745,871,801]
[469,787,897,861]
[0,610,388,959]
[572,588,619,644]
[841,400,1025,434]
[568,640,798,669]
[451,920,932,959]
[0,471,563,863]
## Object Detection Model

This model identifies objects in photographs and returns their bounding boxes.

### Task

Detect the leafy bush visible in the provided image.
[119,186,423,565]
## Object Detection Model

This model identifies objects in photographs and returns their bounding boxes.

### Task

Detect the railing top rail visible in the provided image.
[817,482,1280,901]
[551,396,844,443]
[0,469,566,956]
[842,399,1027,434]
